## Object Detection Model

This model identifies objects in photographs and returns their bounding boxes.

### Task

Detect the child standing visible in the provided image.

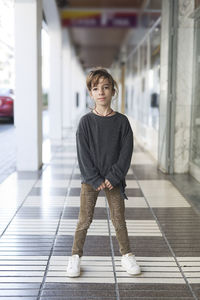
[67,67,141,277]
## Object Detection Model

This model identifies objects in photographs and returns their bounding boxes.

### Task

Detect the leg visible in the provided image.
[105,186,131,255]
[72,183,99,257]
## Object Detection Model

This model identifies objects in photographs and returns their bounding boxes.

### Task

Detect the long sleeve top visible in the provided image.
[76,111,134,200]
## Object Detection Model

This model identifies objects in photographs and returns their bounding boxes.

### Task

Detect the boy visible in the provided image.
[67,67,141,277]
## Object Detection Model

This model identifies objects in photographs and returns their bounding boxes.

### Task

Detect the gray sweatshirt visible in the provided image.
[76,111,134,200]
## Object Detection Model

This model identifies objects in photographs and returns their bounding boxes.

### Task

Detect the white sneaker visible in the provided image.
[121,253,141,275]
[67,254,81,277]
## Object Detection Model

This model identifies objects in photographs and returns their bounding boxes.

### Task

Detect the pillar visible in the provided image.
[158,0,177,173]
[43,0,62,140]
[173,0,194,173]
[159,0,194,174]
[14,0,43,170]
[121,62,125,114]
[62,28,72,129]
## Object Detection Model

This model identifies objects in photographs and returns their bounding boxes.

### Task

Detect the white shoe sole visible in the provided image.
[121,263,141,275]
[125,268,141,275]
[67,271,80,278]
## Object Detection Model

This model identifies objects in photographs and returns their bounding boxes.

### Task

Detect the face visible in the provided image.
[89,77,115,107]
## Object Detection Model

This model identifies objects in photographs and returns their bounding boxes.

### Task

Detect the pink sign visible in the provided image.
[62,12,138,28]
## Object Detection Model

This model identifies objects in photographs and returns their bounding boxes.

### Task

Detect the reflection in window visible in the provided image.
[190,18,200,167]
[76,92,79,107]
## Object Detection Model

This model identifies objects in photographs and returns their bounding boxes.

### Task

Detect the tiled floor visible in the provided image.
[0,123,16,183]
[0,126,200,300]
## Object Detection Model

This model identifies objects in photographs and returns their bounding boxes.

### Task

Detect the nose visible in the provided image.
[99,88,104,95]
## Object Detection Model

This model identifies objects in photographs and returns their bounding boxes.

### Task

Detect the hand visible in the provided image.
[105,179,113,190]
[96,182,106,191]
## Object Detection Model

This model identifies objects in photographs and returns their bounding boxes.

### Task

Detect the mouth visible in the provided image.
[98,98,105,100]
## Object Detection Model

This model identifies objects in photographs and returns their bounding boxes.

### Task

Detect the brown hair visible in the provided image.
[86,67,119,109]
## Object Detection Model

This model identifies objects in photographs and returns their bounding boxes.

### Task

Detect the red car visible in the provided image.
[0,88,14,121]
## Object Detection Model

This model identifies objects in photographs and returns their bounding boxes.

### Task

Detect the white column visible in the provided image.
[43,0,62,139]
[49,29,62,139]
[159,0,194,174]
[174,0,194,173]
[14,0,42,170]
[62,28,72,129]
[158,0,172,173]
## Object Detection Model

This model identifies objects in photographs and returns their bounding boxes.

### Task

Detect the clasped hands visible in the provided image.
[96,179,113,191]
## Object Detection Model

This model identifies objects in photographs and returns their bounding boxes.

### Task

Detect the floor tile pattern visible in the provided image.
[0,127,200,299]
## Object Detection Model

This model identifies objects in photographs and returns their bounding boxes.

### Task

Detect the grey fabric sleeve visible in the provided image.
[76,130,104,190]
[105,122,133,186]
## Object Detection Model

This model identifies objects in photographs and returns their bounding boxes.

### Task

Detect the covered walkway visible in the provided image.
[1,0,200,299]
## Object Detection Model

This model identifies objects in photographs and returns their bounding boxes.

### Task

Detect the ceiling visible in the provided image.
[56,0,161,71]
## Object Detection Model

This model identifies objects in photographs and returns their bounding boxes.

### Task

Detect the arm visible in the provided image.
[105,120,134,186]
[76,129,104,190]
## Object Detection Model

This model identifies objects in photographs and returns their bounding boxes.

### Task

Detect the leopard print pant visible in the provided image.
[72,183,131,257]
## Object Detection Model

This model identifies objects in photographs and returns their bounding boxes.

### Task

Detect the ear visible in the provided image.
[89,91,93,98]
[112,89,115,96]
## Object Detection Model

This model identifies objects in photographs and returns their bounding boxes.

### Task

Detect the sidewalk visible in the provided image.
[0,122,199,299]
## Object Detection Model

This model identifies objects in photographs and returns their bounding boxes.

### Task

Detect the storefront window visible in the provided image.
[191,18,200,167]
[140,42,147,72]
[149,27,160,130]
[124,23,161,130]
[191,19,200,167]
[132,51,138,76]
